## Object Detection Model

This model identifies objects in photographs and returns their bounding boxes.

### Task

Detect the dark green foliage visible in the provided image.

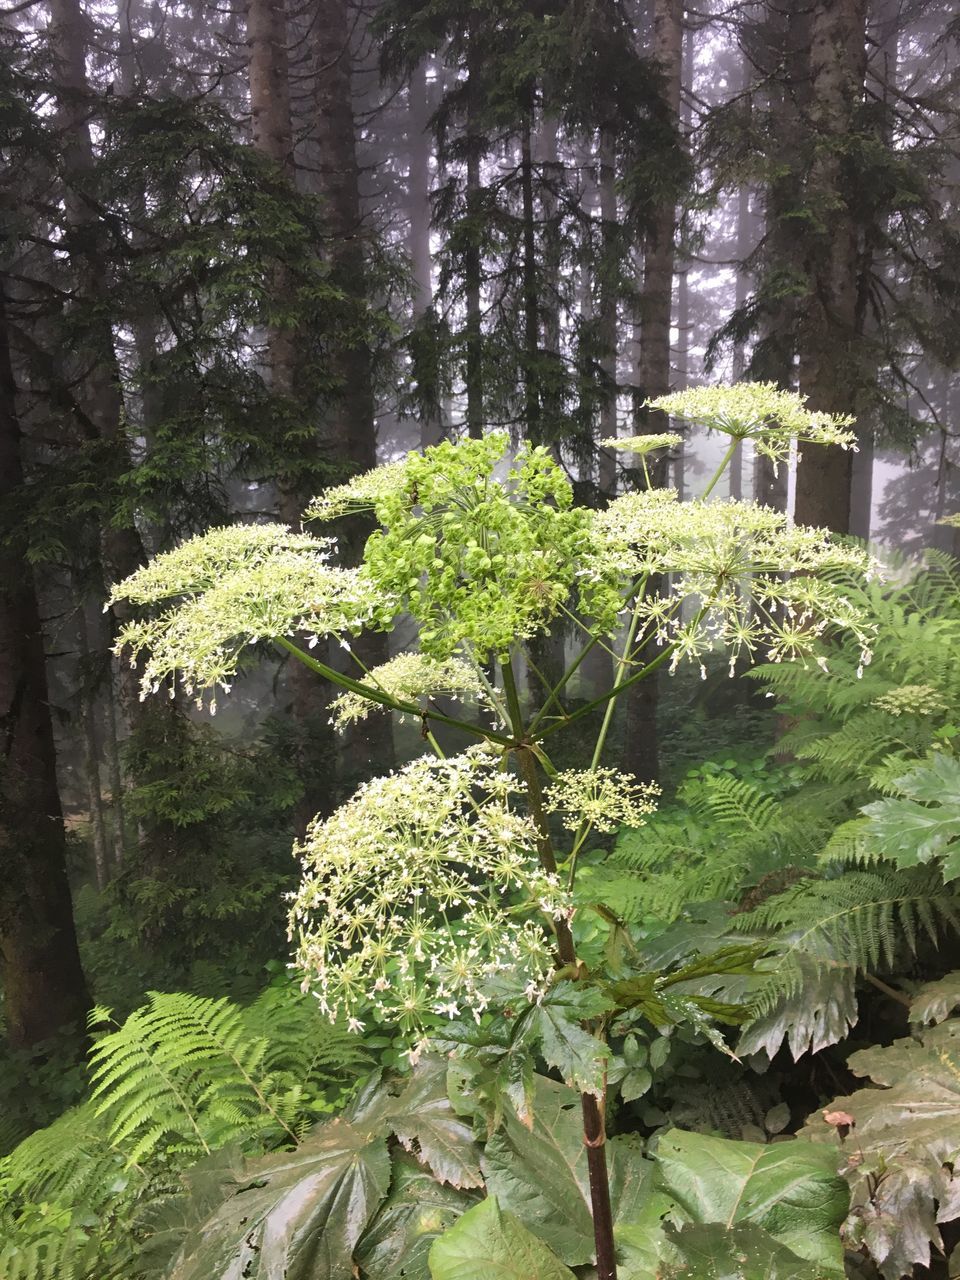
[78,709,302,1012]
[0,983,370,1279]
[805,990,960,1279]
[375,0,686,458]
[150,1064,848,1280]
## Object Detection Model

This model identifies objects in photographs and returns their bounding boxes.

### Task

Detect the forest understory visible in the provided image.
[2,0,960,1277]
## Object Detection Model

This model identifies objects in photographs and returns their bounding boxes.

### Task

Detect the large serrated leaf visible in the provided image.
[379,1059,483,1189]
[166,1116,390,1280]
[480,1077,650,1268]
[658,1221,829,1279]
[653,1128,848,1274]
[910,970,960,1026]
[427,1195,576,1280]
[522,1001,610,1097]
[804,1017,960,1278]
[737,954,858,1061]
[862,753,960,879]
[355,1155,477,1280]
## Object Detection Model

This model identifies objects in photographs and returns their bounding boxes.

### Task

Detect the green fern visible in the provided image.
[0,1234,105,1280]
[735,865,960,986]
[603,766,843,924]
[0,984,370,1280]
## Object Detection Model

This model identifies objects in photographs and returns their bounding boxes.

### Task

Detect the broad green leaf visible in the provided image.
[166,1116,390,1279]
[804,1017,960,1278]
[480,1078,595,1266]
[380,1059,483,1189]
[737,954,858,1061]
[355,1155,476,1280]
[659,1221,829,1279]
[615,1191,676,1279]
[523,1002,610,1096]
[909,970,960,1026]
[482,1078,651,1268]
[653,1128,848,1273]
[862,754,960,879]
[427,1195,576,1280]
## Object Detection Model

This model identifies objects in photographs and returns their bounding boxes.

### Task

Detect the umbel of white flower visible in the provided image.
[107,383,876,710]
[288,748,570,1038]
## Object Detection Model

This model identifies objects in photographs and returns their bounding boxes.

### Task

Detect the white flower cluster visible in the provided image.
[544,768,660,834]
[305,460,411,522]
[109,524,377,703]
[328,653,485,730]
[872,684,949,718]
[649,382,856,465]
[600,433,683,455]
[289,748,570,1035]
[593,491,878,673]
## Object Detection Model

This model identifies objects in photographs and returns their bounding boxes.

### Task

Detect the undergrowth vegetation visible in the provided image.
[5,392,960,1279]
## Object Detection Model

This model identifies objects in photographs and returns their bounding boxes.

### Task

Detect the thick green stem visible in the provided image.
[539,640,677,740]
[503,658,617,1280]
[701,438,740,499]
[277,636,513,746]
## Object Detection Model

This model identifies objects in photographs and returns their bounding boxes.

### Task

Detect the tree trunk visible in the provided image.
[793,0,868,532]
[750,0,811,513]
[636,0,682,439]
[0,288,92,1048]
[597,125,618,497]
[74,596,110,890]
[312,0,393,787]
[464,53,483,441]
[848,0,899,543]
[246,0,335,829]
[48,0,147,665]
[247,0,299,467]
[519,112,541,446]
[409,60,444,448]
[623,0,683,786]
[538,115,564,447]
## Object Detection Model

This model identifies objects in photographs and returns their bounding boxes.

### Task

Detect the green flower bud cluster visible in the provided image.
[873,684,949,718]
[354,434,621,660]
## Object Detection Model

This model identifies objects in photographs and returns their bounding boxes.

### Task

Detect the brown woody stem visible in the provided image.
[502,659,618,1279]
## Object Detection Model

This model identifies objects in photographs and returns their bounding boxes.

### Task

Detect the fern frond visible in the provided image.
[733,866,960,974]
[690,773,779,833]
[89,990,308,1163]
[819,818,877,866]
[0,1232,104,1280]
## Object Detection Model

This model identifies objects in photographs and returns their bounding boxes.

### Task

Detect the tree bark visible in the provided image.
[0,288,92,1048]
[408,59,444,448]
[247,0,299,469]
[48,0,147,668]
[793,0,868,532]
[623,0,683,786]
[246,0,336,830]
[636,0,682,438]
[464,52,483,441]
[597,125,619,498]
[520,112,542,446]
[312,0,393,787]
[749,0,811,512]
[74,596,110,890]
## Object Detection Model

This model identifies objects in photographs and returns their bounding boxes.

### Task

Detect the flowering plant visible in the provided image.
[110,382,874,1280]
